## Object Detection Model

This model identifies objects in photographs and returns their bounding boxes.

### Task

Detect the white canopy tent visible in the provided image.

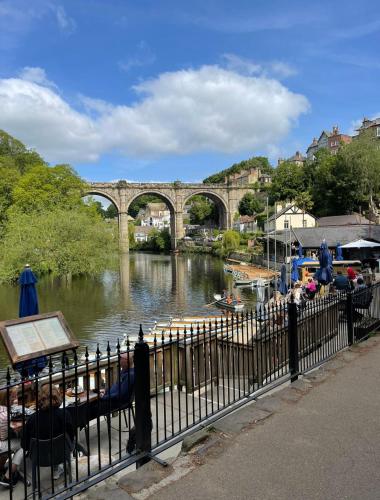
[341,239,380,249]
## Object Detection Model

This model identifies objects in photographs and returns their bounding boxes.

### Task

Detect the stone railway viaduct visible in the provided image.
[87,182,251,252]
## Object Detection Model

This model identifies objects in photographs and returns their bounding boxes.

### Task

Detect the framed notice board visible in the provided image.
[0,311,79,365]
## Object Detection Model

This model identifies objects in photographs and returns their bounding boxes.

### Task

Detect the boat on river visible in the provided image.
[213,294,245,312]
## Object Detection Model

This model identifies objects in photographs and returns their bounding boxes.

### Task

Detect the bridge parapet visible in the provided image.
[85,181,252,252]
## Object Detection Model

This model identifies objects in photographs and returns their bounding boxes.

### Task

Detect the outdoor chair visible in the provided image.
[29,433,73,494]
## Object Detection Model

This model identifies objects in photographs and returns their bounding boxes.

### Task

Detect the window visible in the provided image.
[284,220,289,229]
[377,127,380,137]
[303,220,307,227]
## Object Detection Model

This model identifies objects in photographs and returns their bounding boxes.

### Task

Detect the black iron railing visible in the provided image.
[1,282,380,499]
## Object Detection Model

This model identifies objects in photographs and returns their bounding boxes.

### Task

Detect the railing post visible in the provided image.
[134,325,152,468]
[346,291,354,345]
[287,298,299,382]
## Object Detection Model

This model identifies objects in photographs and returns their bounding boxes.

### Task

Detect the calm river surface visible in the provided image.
[0,253,258,371]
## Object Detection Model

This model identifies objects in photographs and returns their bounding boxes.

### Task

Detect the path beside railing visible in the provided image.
[147,334,380,500]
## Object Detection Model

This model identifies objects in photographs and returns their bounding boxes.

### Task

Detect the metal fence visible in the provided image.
[1,283,380,499]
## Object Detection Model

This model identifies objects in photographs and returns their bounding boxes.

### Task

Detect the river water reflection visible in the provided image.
[0,253,257,370]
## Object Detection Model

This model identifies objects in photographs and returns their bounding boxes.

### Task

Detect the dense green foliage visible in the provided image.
[238,192,264,216]
[105,203,118,219]
[0,130,118,282]
[222,230,240,252]
[270,133,380,216]
[203,156,273,184]
[135,228,171,252]
[188,195,218,225]
[0,209,117,283]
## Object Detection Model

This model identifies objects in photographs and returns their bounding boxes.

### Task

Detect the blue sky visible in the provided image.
[0,0,379,183]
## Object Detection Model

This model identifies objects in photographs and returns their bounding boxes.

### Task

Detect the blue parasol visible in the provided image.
[298,243,304,259]
[19,265,39,317]
[279,263,288,295]
[17,265,46,376]
[336,242,343,261]
[315,241,333,285]
[291,258,299,283]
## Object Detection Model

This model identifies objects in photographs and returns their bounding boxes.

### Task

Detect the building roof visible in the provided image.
[318,214,371,226]
[307,137,318,151]
[356,117,380,131]
[267,204,316,223]
[270,225,380,248]
[318,130,332,142]
[236,215,256,223]
[288,151,306,162]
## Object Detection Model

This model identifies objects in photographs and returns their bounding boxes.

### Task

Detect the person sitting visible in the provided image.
[226,295,233,305]
[355,277,367,291]
[286,282,305,308]
[333,271,350,291]
[22,385,74,480]
[347,267,356,281]
[98,353,135,414]
[305,278,317,299]
[0,388,24,488]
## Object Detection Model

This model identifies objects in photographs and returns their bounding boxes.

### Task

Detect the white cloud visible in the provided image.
[221,54,262,75]
[18,66,57,88]
[0,65,309,163]
[269,61,297,78]
[222,54,297,79]
[118,41,156,72]
[54,5,76,34]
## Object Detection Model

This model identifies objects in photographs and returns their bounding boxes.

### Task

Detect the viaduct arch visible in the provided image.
[87,182,251,252]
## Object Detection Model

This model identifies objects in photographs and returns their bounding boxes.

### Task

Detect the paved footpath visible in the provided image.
[85,335,380,500]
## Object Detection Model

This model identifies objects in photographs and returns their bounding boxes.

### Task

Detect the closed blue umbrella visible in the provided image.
[315,241,333,285]
[336,243,343,261]
[19,265,39,317]
[17,265,46,376]
[279,263,288,295]
[291,258,299,283]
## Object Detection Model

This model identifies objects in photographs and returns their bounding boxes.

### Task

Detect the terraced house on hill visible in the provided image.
[306,125,352,159]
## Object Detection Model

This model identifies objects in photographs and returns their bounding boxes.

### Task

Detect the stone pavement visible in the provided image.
[82,334,380,500]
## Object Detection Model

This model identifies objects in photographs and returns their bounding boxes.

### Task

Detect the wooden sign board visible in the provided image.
[0,311,79,365]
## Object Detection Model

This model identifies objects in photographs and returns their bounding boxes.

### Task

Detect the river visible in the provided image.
[0,253,258,372]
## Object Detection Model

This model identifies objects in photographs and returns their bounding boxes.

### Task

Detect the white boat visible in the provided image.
[213,294,245,312]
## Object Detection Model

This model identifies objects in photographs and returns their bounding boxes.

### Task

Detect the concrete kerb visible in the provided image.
[81,333,380,499]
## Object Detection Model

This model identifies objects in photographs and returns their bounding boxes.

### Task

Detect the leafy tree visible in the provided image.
[0,130,121,282]
[146,228,171,252]
[269,161,305,202]
[11,164,85,213]
[0,130,45,174]
[0,163,20,228]
[222,230,240,253]
[0,208,118,283]
[238,192,264,216]
[105,204,118,219]
[203,156,273,184]
[188,195,218,225]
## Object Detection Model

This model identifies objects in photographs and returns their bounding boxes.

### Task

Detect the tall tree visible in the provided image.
[269,161,305,202]
[238,192,264,216]
[189,195,218,225]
